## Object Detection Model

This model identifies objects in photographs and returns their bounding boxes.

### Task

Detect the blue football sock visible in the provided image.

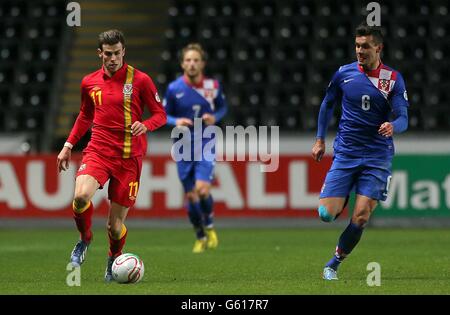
[326,255,342,271]
[326,221,364,271]
[188,201,205,239]
[338,221,364,255]
[200,195,214,228]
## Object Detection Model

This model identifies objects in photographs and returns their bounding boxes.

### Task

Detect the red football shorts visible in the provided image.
[76,151,142,207]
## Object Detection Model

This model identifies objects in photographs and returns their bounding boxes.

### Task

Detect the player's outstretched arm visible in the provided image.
[57,144,72,172]
[312,138,325,162]
[314,70,341,156]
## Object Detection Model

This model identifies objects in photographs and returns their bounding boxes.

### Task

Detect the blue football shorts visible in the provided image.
[176,160,215,192]
[319,152,392,201]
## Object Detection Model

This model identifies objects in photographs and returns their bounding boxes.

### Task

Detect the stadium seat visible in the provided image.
[46,3,63,17]
[408,109,423,131]
[0,89,10,108]
[280,108,301,130]
[434,1,449,16]
[233,107,259,127]
[280,85,304,108]
[414,19,430,38]
[229,65,246,84]
[431,18,450,39]
[425,86,448,107]
[180,2,199,17]
[214,44,232,61]
[5,110,25,132]
[201,3,218,17]
[378,1,394,16]
[2,22,23,39]
[336,2,354,16]
[418,2,432,15]
[260,109,279,127]
[399,63,426,84]
[286,63,307,84]
[25,111,44,130]
[300,108,319,131]
[427,64,449,85]
[0,42,19,63]
[225,87,241,108]
[8,1,26,18]
[429,42,450,61]
[206,61,229,84]
[260,1,277,17]
[11,91,25,108]
[29,3,44,18]
[242,86,265,108]
[238,3,255,17]
[304,85,324,108]
[407,86,424,108]
[294,0,315,17]
[421,107,449,130]
[277,19,314,40]
[248,65,267,84]
[264,88,281,108]
[0,65,14,86]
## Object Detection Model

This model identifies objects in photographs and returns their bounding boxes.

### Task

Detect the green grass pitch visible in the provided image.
[1,227,450,294]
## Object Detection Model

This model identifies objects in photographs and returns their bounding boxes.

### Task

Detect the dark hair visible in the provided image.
[180,43,207,62]
[98,29,125,50]
[355,23,384,44]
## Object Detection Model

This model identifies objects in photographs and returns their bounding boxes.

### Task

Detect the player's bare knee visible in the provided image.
[194,184,208,199]
[197,187,210,199]
[186,191,198,203]
[107,221,123,239]
[353,209,370,227]
[353,216,368,227]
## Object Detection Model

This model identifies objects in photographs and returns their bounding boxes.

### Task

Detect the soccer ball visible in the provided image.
[111,253,145,284]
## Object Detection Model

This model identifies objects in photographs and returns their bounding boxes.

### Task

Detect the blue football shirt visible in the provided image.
[317,61,409,158]
[164,76,228,160]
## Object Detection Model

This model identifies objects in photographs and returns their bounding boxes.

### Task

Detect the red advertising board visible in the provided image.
[0,155,333,218]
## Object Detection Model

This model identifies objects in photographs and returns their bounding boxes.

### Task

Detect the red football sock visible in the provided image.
[108,224,127,258]
[73,201,93,243]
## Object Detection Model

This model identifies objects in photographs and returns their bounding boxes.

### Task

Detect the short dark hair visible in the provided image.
[355,23,383,44]
[180,43,207,62]
[98,29,125,50]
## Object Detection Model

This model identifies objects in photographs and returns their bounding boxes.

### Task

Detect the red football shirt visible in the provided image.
[67,63,167,158]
